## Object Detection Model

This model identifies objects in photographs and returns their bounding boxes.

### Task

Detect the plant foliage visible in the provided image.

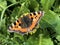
[0,0,60,45]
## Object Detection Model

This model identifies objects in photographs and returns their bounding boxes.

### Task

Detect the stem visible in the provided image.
[1,2,19,21]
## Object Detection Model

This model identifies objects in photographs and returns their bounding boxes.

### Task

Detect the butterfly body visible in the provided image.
[8,11,44,34]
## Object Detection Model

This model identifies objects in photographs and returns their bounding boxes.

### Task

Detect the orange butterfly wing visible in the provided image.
[8,11,44,34]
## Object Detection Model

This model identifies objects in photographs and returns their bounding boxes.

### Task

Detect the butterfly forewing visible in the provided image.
[8,11,44,34]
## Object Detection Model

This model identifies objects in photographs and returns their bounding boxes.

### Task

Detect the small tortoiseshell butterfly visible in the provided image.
[8,11,44,34]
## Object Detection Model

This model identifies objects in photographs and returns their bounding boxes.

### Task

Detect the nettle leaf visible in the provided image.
[28,0,39,11]
[53,0,60,13]
[20,0,30,7]
[40,10,60,38]
[23,34,53,45]
[0,34,6,45]
[41,0,55,11]
[0,18,7,36]
[54,5,60,13]
[55,14,60,35]
[0,0,7,11]
[0,18,6,27]
[22,36,39,45]
[40,10,57,28]
[39,34,53,45]
[19,4,30,15]
[0,0,60,45]
[7,0,16,3]
[10,5,30,22]
[56,35,60,45]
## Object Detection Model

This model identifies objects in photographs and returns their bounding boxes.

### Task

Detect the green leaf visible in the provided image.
[7,0,16,3]
[10,5,30,22]
[0,0,60,45]
[29,0,39,11]
[40,10,57,28]
[40,10,60,35]
[55,14,60,35]
[53,0,60,13]
[54,5,60,13]
[23,36,39,45]
[39,34,53,45]
[41,0,55,11]
[0,0,7,11]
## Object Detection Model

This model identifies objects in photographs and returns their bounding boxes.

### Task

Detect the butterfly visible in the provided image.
[8,11,44,34]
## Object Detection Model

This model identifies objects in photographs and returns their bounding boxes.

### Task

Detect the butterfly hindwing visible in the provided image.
[8,11,44,34]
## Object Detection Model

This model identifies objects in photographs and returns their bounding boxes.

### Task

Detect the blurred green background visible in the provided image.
[0,0,60,45]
